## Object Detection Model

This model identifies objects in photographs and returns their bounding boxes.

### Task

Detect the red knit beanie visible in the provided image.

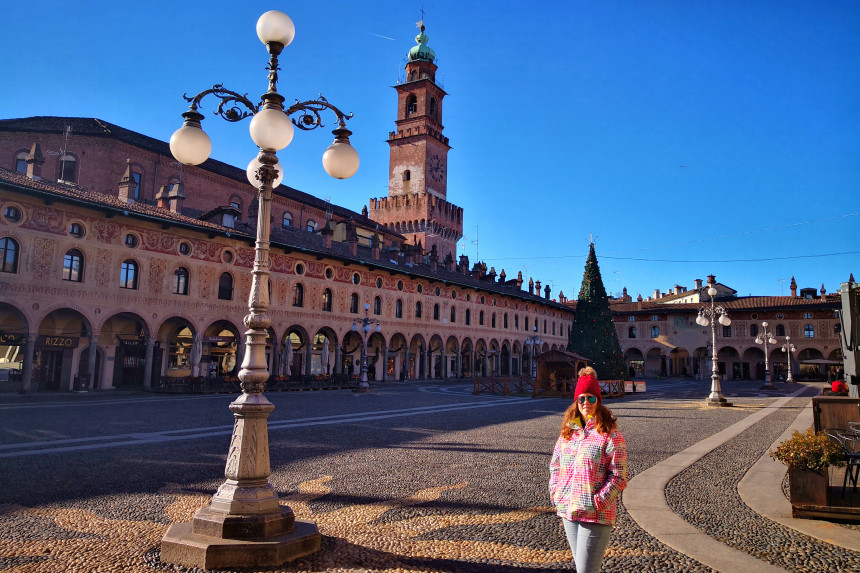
[575,373,602,404]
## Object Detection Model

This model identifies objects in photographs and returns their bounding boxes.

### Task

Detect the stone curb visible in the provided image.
[739,402,860,552]
[625,387,809,573]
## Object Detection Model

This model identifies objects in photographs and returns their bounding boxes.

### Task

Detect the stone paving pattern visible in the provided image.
[0,381,856,572]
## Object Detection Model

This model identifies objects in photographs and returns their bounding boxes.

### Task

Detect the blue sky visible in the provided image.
[2,1,858,300]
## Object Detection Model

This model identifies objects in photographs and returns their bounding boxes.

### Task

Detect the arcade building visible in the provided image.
[0,26,573,392]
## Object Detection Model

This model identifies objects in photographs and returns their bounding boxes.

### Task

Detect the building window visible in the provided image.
[434,304,440,321]
[374,296,382,315]
[430,97,437,119]
[353,273,361,285]
[406,94,418,117]
[651,314,660,321]
[58,153,77,183]
[178,242,191,256]
[403,170,411,181]
[3,206,21,223]
[544,319,547,334]
[292,283,304,307]
[322,288,332,312]
[514,315,519,330]
[282,212,292,228]
[722,325,732,338]
[306,219,316,232]
[835,323,841,335]
[173,267,189,295]
[396,299,403,318]
[776,324,785,336]
[350,293,359,314]
[628,326,636,338]
[376,277,383,288]
[750,324,759,337]
[804,324,815,338]
[417,284,423,294]
[222,213,235,228]
[435,286,441,296]
[63,249,83,282]
[325,268,334,280]
[294,263,304,275]
[466,309,471,326]
[416,301,422,318]
[124,234,139,248]
[132,171,143,199]
[803,312,812,319]
[218,273,233,300]
[15,152,27,173]
[120,260,138,289]
[397,280,404,291]
[628,316,635,322]
[450,307,456,323]
[492,313,496,328]
[552,322,556,335]
[479,310,484,325]
[0,237,19,273]
[504,313,509,329]
[651,326,659,338]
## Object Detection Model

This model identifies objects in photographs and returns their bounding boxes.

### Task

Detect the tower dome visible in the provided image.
[408,26,436,62]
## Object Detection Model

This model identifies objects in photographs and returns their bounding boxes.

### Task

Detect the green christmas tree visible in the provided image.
[567,243,627,380]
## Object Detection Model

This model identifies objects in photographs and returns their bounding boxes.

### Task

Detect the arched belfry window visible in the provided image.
[405,94,418,118]
[430,97,437,120]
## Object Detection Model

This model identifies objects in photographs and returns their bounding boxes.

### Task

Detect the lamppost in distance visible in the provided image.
[160,10,359,570]
[352,302,381,391]
[754,321,777,390]
[526,325,542,379]
[781,336,796,383]
[695,280,733,407]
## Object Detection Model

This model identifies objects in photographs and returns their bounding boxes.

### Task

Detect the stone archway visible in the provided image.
[36,308,92,391]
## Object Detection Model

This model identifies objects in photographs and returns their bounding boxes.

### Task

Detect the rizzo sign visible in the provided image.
[37,335,79,348]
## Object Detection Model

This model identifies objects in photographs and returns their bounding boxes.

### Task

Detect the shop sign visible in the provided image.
[37,335,79,348]
[0,332,26,346]
[204,335,235,343]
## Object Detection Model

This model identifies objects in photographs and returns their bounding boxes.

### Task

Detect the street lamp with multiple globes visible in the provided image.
[754,321,778,390]
[695,282,733,407]
[781,336,797,383]
[526,325,543,379]
[352,302,381,391]
[160,10,359,570]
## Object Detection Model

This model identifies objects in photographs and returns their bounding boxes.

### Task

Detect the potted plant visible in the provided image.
[770,428,846,508]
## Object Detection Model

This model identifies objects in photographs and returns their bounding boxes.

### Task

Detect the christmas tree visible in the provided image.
[567,243,627,380]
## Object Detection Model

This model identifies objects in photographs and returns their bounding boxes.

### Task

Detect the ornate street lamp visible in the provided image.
[352,302,381,391]
[161,10,358,570]
[754,321,778,390]
[695,282,733,407]
[526,325,543,379]
[781,336,796,383]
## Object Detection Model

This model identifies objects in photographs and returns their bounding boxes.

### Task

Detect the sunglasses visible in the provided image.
[577,395,598,404]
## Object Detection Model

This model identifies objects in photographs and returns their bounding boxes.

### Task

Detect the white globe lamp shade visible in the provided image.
[768,338,777,345]
[249,108,294,151]
[170,125,212,166]
[322,141,360,179]
[762,321,768,327]
[718,315,731,326]
[246,157,284,189]
[755,337,762,345]
[707,286,717,297]
[256,10,295,47]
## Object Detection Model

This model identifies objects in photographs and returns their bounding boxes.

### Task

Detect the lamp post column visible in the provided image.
[696,281,733,407]
[755,322,777,390]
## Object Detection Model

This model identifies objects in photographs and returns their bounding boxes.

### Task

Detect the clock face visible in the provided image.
[428,154,445,182]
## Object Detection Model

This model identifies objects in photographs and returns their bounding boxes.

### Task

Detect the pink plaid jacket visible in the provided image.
[548,419,628,525]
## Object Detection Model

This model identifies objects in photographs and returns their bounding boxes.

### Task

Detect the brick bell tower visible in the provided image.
[369,23,463,260]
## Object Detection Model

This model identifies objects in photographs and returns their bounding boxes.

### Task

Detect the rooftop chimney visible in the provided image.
[25,142,45,180]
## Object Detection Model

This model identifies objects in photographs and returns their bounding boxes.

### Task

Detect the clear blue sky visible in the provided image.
[2,1,858,300]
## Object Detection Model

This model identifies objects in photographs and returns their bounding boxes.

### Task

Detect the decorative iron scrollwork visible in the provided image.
[182,84,259,122]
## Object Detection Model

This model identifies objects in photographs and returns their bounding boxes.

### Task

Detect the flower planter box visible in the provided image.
[789,467,828,508]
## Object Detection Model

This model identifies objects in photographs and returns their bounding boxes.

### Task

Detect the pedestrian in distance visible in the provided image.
[549,366,628,573]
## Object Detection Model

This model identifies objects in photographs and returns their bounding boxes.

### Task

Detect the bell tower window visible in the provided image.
[430,98,437,121]
[403,170,410,181]
[405,94,418,118]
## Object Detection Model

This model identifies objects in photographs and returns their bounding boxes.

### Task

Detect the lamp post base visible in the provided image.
[161,511,320,570]
[706,395,733,407]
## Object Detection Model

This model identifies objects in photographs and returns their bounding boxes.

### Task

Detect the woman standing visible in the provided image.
[549,367,628,572]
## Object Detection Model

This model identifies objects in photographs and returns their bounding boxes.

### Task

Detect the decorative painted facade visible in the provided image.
[0,28,572,392]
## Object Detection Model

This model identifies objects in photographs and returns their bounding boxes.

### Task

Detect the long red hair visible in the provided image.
[560,402,618,439]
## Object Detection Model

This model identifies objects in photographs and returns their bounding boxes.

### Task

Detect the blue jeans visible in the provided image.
[562,518,613,573]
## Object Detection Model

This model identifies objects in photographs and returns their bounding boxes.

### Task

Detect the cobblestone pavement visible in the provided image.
[0,379,854,572]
